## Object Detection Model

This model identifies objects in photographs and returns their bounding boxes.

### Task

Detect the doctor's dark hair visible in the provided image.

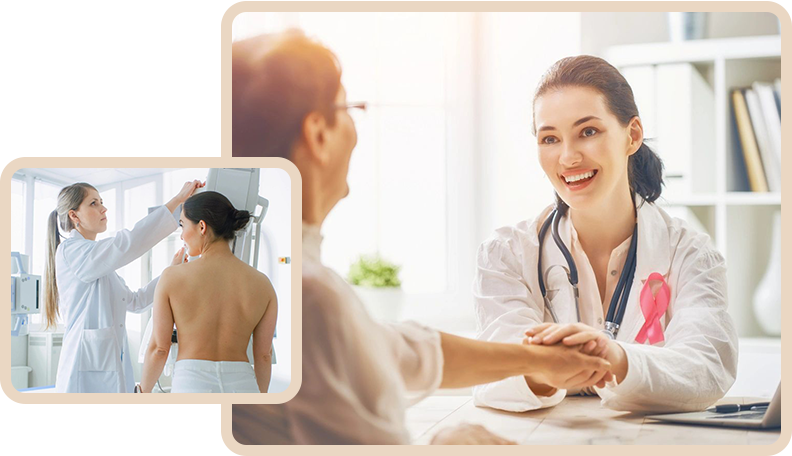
[45,182,98,330]
[183,191,252,241]
[532,55,664,215]
[232,30,342,158]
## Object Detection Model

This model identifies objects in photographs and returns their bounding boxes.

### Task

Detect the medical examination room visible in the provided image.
[231,11,782,444]
[10,167,292,393]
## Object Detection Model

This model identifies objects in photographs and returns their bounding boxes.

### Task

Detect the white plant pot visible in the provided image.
[753,211,781,336]
[352,286,404,323]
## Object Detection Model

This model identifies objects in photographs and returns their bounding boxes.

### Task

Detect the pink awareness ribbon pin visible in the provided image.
[634,272,670,345]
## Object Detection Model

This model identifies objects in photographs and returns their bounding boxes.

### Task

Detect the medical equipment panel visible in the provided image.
[11,253,40,315]
[11,253,41,338]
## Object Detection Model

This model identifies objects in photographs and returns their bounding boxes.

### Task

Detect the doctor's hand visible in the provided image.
[165,180,206,213]
[527,323,610,357]
[431,423,516,445]
[526,323,626,385]
[522,342,612,392]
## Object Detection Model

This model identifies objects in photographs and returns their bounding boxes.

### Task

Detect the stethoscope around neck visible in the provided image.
[537,206,638,340]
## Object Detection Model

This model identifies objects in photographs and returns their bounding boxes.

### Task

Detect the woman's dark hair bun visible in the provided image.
[232,209,252,232]
[183,191,252,241]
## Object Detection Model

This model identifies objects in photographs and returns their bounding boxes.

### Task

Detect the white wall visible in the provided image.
[581,12,779,57]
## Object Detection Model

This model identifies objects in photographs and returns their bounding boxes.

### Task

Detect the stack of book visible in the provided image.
[731,79,782,193]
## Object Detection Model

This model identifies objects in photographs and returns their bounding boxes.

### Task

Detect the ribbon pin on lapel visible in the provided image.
[635,272,670,345]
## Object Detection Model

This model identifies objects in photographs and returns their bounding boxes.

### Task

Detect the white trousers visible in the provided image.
[171,359,260,393]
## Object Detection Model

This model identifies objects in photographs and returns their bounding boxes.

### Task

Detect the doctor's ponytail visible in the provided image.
[532,55,664,216]
[45,210,60,329]
[44,182,97,329]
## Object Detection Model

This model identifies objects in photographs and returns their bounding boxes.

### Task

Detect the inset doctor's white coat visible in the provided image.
[473,200,738,413]
[54,206,178,393]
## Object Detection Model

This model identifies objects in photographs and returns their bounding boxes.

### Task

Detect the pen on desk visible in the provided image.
[707,402,770,413]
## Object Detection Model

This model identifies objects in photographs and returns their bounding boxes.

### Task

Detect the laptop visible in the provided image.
[646,383,780,429]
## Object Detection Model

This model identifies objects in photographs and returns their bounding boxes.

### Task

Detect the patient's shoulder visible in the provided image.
[233,260,276,298]
[157,263,184,288]
[301,263,355,322]
[160,259,215,293]
[251,267,275,293]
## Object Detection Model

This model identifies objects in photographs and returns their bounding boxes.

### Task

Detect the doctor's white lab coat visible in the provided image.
[54,206,178,393]
[473,200,738,413]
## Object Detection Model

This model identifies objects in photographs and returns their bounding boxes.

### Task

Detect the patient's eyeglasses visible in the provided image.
[335,102,368,113]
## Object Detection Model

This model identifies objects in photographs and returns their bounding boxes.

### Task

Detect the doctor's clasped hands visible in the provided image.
[527,323,625,387]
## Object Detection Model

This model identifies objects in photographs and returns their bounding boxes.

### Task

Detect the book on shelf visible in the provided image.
[731,89,769,192]
[744,87,781,192]
[754,81,782,166]
[774,78,781,116]
[728,101,752,192]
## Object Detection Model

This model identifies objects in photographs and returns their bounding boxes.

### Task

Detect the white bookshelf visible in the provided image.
[607,35,781,337]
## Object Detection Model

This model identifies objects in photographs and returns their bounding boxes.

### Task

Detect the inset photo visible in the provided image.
[9,166,294,396]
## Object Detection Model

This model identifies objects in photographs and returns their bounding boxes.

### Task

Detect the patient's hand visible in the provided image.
[171,246,187,267]
[431,423,515,445]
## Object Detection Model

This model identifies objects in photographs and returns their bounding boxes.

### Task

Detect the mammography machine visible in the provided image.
[139,168,273,389]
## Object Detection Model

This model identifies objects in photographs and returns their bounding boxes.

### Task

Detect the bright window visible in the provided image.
[99,187,117,235]
[233,12,460,294]
[231,13,581,332]
[117,180,157,293]
[11,178,26,254]
[32,180,61,278]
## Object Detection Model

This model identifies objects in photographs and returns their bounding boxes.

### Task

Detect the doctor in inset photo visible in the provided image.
[46,180,203,393]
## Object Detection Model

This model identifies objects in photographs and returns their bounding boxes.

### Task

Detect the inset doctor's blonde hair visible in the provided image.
[532,55,664,215]
[44,182,97,329]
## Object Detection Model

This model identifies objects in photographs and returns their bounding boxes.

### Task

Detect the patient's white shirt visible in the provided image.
[233,223,443,444]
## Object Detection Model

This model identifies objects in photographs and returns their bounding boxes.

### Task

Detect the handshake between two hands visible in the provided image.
[431,323,628,445]
[522,323,628,393]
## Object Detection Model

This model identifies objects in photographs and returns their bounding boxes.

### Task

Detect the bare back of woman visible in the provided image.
[168,253,274,362]
[141,191,278,393]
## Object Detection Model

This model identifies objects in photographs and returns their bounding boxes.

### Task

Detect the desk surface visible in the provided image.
[406,395,781,445]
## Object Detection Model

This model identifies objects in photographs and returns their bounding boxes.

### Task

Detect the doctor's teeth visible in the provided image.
[565,171,594,183]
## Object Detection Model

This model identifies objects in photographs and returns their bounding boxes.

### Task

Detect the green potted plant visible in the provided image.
[348,254,404,322]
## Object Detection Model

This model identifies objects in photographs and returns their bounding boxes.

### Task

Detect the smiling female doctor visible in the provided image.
[473,55,738,413]
[45,179,203,393]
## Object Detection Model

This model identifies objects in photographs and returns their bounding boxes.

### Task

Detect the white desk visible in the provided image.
[406,395,780,445]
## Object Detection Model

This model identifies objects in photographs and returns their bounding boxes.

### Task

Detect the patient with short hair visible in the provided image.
[230,30,611,444]
[140,191,277,393]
